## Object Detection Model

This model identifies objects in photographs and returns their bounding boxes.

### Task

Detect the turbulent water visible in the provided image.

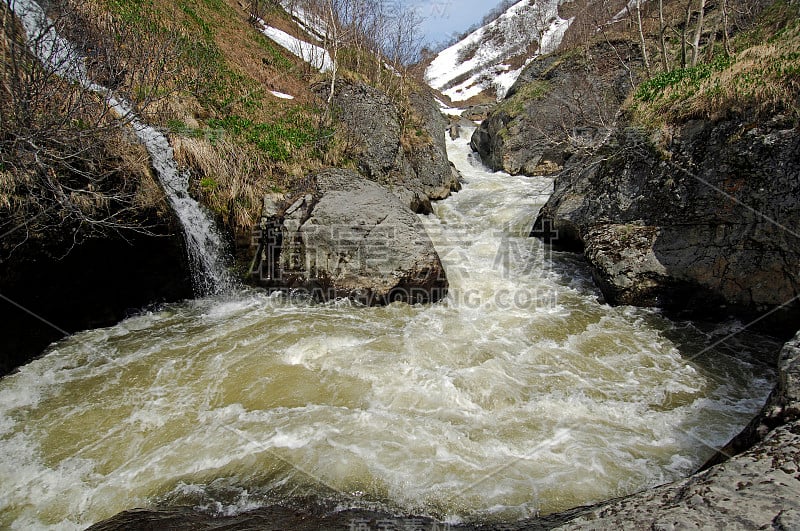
[0,129,778,529]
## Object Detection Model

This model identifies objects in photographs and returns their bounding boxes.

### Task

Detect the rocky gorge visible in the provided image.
[1,0,799,528]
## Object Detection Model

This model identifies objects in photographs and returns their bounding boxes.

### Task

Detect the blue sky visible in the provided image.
[404,0,506,49]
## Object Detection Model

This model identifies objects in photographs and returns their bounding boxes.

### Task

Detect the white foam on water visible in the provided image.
[0,127,779,530]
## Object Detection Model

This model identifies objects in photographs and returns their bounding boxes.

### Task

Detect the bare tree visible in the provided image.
[0,0,199,255]
[690,0,707,66]
[635,0,652,76]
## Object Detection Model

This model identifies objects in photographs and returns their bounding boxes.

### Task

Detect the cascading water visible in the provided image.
[0,124,778,529]
[103,97,233,296]
[7,0,231,295]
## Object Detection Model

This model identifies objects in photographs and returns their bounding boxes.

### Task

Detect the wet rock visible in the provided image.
[252,168,447,305]
[86,506,447,531]
[532,117,800,328]
[449,121,461,140]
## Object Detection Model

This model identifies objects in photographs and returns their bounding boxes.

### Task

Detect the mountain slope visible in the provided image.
[425,0,572,103]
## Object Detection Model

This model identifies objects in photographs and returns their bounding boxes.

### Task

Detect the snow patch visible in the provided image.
[270,90,295,100]
[279,1,329,40]
[425,0,573,102]
[259,23,333,73]
[436,99,465,117]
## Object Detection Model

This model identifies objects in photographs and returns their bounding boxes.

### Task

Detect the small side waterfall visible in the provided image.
[8,0,232,295]
[101,96,233,295]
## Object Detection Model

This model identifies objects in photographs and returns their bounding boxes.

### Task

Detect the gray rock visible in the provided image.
[449,122,461,140]
[471,41,641,176]
[532,118,800,327]
[461,103,495,122]
[318,80,460,212]
[253,168,447,305]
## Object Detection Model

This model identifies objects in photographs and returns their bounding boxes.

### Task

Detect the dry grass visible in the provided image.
[631,3,800,125]
[174,137,271,228]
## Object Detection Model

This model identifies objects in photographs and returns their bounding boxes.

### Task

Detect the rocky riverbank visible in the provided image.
[531,114,800,331]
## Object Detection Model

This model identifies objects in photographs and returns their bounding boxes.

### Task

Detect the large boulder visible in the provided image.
[532,116,800,329]
[471,41,641,176]
[319,80,460,212]
[252,168,447,305]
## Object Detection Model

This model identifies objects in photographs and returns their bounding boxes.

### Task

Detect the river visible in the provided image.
[0,127,778,529]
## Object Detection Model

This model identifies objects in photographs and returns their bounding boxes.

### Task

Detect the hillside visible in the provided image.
[424,0,574,103]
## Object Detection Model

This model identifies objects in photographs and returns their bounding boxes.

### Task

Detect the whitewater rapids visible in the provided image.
[0,128,776,529]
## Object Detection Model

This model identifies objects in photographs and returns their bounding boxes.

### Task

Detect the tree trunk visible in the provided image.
[325,0,338,124]
[658,0,669,70]
[722,0,732,56]
[682,0,693,68]
[636,0,652,76]
[690,0,707,67]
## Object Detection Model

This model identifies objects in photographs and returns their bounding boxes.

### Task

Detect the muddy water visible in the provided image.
[0,129,777,529]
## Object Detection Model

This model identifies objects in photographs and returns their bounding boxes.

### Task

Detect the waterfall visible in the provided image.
[7,0,232,295]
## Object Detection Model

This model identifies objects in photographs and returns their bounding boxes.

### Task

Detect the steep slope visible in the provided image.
[471,39,643,175]
[425,0,572,103]
[0,0,457,374]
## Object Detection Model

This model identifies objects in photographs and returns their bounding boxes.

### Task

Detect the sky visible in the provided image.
[404,0,508,49]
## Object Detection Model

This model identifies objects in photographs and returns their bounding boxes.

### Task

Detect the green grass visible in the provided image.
[498,80,551,117]
[257,38,295,72]
[208,107,318,162]
[635,55,733,103]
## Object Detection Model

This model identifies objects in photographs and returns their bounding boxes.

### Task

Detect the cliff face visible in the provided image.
[531,115,800,328]
[320,80,461,214]
[0,208,193,376]
[470,40,641,176]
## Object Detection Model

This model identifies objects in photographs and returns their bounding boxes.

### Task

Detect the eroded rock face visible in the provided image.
[471,41,641,176]
[320,80,460,213]
[252,168,447,305]
[533,117,800,328]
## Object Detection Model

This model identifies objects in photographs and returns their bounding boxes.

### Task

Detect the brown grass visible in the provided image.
[631,9,800,125]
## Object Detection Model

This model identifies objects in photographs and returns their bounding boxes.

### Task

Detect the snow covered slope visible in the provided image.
[426,0,571,103]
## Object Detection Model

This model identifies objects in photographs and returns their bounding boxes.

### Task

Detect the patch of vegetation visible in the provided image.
[208,107,318,162]
[631,0,800,125]
[498,80,551,116]
[634,54,733,102]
